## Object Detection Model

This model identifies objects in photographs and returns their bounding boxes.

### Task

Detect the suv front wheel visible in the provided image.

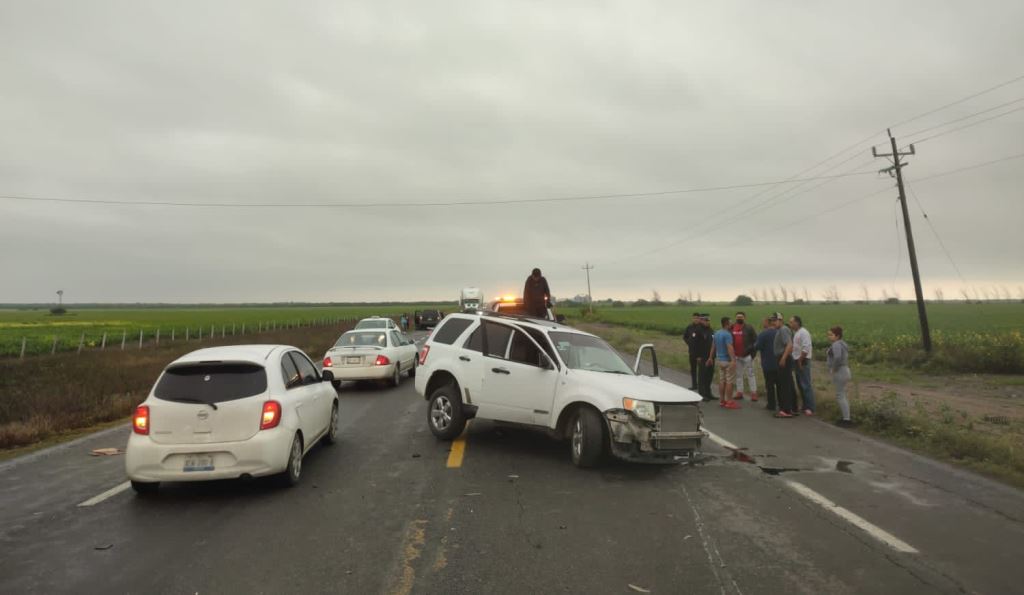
[427,384,466,440]
[570,407,607,468]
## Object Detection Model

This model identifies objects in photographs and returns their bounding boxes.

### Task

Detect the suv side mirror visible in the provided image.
[634,344,659,377]
[322,370,335,382]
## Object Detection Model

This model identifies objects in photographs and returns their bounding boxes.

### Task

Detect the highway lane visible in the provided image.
[2,334,1023,594]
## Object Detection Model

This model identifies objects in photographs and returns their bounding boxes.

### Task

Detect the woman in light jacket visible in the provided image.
[826,326,853,427]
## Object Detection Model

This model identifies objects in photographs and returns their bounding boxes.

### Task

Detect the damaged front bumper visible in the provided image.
[605,408,706,463]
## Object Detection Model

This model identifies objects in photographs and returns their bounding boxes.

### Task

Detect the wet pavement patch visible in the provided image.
[835,460,854,474]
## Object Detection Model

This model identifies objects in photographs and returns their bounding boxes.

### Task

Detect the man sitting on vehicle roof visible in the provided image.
[523,267,552,319]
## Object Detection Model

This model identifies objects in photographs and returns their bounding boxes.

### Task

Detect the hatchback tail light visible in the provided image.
[418,345,430,366]
[133,405,150,435]
[260,400,282,430]
[374,355,391,366]
[323,356,333,368]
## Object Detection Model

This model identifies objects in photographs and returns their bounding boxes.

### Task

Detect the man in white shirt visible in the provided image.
[789,315,816,415]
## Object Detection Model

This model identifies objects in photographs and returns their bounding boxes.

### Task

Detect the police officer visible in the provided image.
[683,312,703,390]
[694,314,716,401]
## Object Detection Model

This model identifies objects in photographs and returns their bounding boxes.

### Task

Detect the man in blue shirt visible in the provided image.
[754,317,779,411]
[708,316,739,409]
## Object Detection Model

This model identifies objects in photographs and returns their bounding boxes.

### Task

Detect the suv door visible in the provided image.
[482,327,559,425]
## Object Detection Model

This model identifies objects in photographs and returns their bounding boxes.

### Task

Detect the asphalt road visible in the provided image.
[1,330,1023,594]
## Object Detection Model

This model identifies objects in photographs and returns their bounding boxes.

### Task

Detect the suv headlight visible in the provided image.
[623,397,656,422]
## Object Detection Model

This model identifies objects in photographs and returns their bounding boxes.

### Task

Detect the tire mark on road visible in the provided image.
[678,482,744,595]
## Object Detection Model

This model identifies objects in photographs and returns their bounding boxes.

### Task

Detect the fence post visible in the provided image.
[20,337,27,359]
[156,329,160,346]
[101,333,107,350]
[78,333,85,354]
[221,325,225,338]
[121,330,127,350]
[171,328,175,341]
[210,325,215,339]
[51,336,58,355]
[186,327,190,341]
[138,329,143,349]
[232,323,236,336]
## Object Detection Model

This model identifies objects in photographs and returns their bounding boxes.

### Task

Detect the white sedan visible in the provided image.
[125,345,339,494]
[322,329,418,388]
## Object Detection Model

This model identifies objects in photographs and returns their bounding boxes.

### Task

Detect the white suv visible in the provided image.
[414,313,704,467]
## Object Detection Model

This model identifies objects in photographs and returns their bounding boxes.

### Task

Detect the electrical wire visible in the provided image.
[901,96,1024,140]
[905,181,967,284]
[889,72,1024,130]
[0,169,881,209]
[909,104,1024,145]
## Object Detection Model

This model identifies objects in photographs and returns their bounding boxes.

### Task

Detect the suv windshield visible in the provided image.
[355,319,388,329]
[335,331,388,347]
[154,363,268,404]
[549,332,634,375]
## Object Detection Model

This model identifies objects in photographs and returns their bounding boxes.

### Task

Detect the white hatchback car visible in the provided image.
[415,313,704,467]
[125,345,339,494]
[322,328,418,388]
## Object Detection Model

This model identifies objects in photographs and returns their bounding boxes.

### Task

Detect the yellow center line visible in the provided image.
[446,422,470,468]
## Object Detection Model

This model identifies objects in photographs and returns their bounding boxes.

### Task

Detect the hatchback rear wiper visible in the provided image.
[167,397,218,410]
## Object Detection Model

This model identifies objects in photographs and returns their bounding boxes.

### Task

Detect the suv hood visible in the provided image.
[571,370,701,404]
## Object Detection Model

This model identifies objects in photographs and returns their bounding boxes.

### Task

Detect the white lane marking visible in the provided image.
[77,481,131,507]
[785,480,919,554]
[701,427,739,451]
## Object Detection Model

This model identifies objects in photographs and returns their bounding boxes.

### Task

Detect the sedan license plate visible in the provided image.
[346,356,361,364]
[183,454,214,472]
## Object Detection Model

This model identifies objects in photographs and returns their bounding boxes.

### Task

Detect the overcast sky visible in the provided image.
[2,1,1022,304]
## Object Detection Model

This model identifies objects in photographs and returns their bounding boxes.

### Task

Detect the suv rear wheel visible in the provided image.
[427,384,466,440]
[570,407,607,468]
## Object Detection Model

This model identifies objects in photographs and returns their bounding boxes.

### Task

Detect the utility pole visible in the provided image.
[873,129,932,352]
[581,262,595,314]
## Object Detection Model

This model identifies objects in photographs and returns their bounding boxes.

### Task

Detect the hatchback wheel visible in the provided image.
[409,356,417,378]
[427,384,466,440]
[390,364,401,387]
[324,402,339,445]
[570,407,607,468]
[279,434,303,487]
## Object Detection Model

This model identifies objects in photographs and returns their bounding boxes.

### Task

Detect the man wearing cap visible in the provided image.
[523,268,552,319]
[771,313,798,417]
[683,312,704,391]
[731,311,759,401]
[695,314,715,400]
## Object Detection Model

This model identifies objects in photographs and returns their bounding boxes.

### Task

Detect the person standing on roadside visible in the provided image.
[771,313,797,418]
[523,268,552,319]
[827,326,853,427]
[755,317,779,411]
[683,312,703,391]
[709,316,739,409]
[694,314,716,401]
[731,312,759,401]
[790,315,816,416]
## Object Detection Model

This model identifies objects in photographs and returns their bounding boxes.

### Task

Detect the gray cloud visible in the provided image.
[1,0,1022,303]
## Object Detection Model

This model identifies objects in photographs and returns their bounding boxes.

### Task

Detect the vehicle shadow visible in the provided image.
[465,421,676,481]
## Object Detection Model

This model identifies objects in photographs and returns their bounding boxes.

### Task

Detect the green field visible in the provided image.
[564,302,1024,373]
[0,304,451,357]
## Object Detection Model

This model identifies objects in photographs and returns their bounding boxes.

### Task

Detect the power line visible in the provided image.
[914,151,1024,182]
[889,72,1024,130]
[905,181,967,284]
[0,169,881,209]
[909,104,1024,145]
[902,95,1024,139]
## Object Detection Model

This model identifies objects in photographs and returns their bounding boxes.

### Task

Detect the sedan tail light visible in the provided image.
[374,355,391,366]
[133,405,150,435]
[323,356,333,368]
[418,346,430,366]
[260,400,282,430]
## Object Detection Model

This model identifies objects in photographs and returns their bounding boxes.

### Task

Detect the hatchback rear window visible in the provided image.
[154,363,268,404]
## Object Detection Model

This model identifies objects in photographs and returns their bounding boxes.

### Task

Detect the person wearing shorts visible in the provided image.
[709,316,739,409]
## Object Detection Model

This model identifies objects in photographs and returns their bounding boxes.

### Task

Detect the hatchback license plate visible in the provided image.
[183,454,214,472]
[346,356,361,364]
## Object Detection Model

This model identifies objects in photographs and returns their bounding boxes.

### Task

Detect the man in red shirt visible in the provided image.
[731,311,759,401]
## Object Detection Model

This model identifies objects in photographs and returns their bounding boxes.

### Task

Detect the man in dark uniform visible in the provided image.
[523,268,551,319]
[695,314,716,401]
[683,312,703,390]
